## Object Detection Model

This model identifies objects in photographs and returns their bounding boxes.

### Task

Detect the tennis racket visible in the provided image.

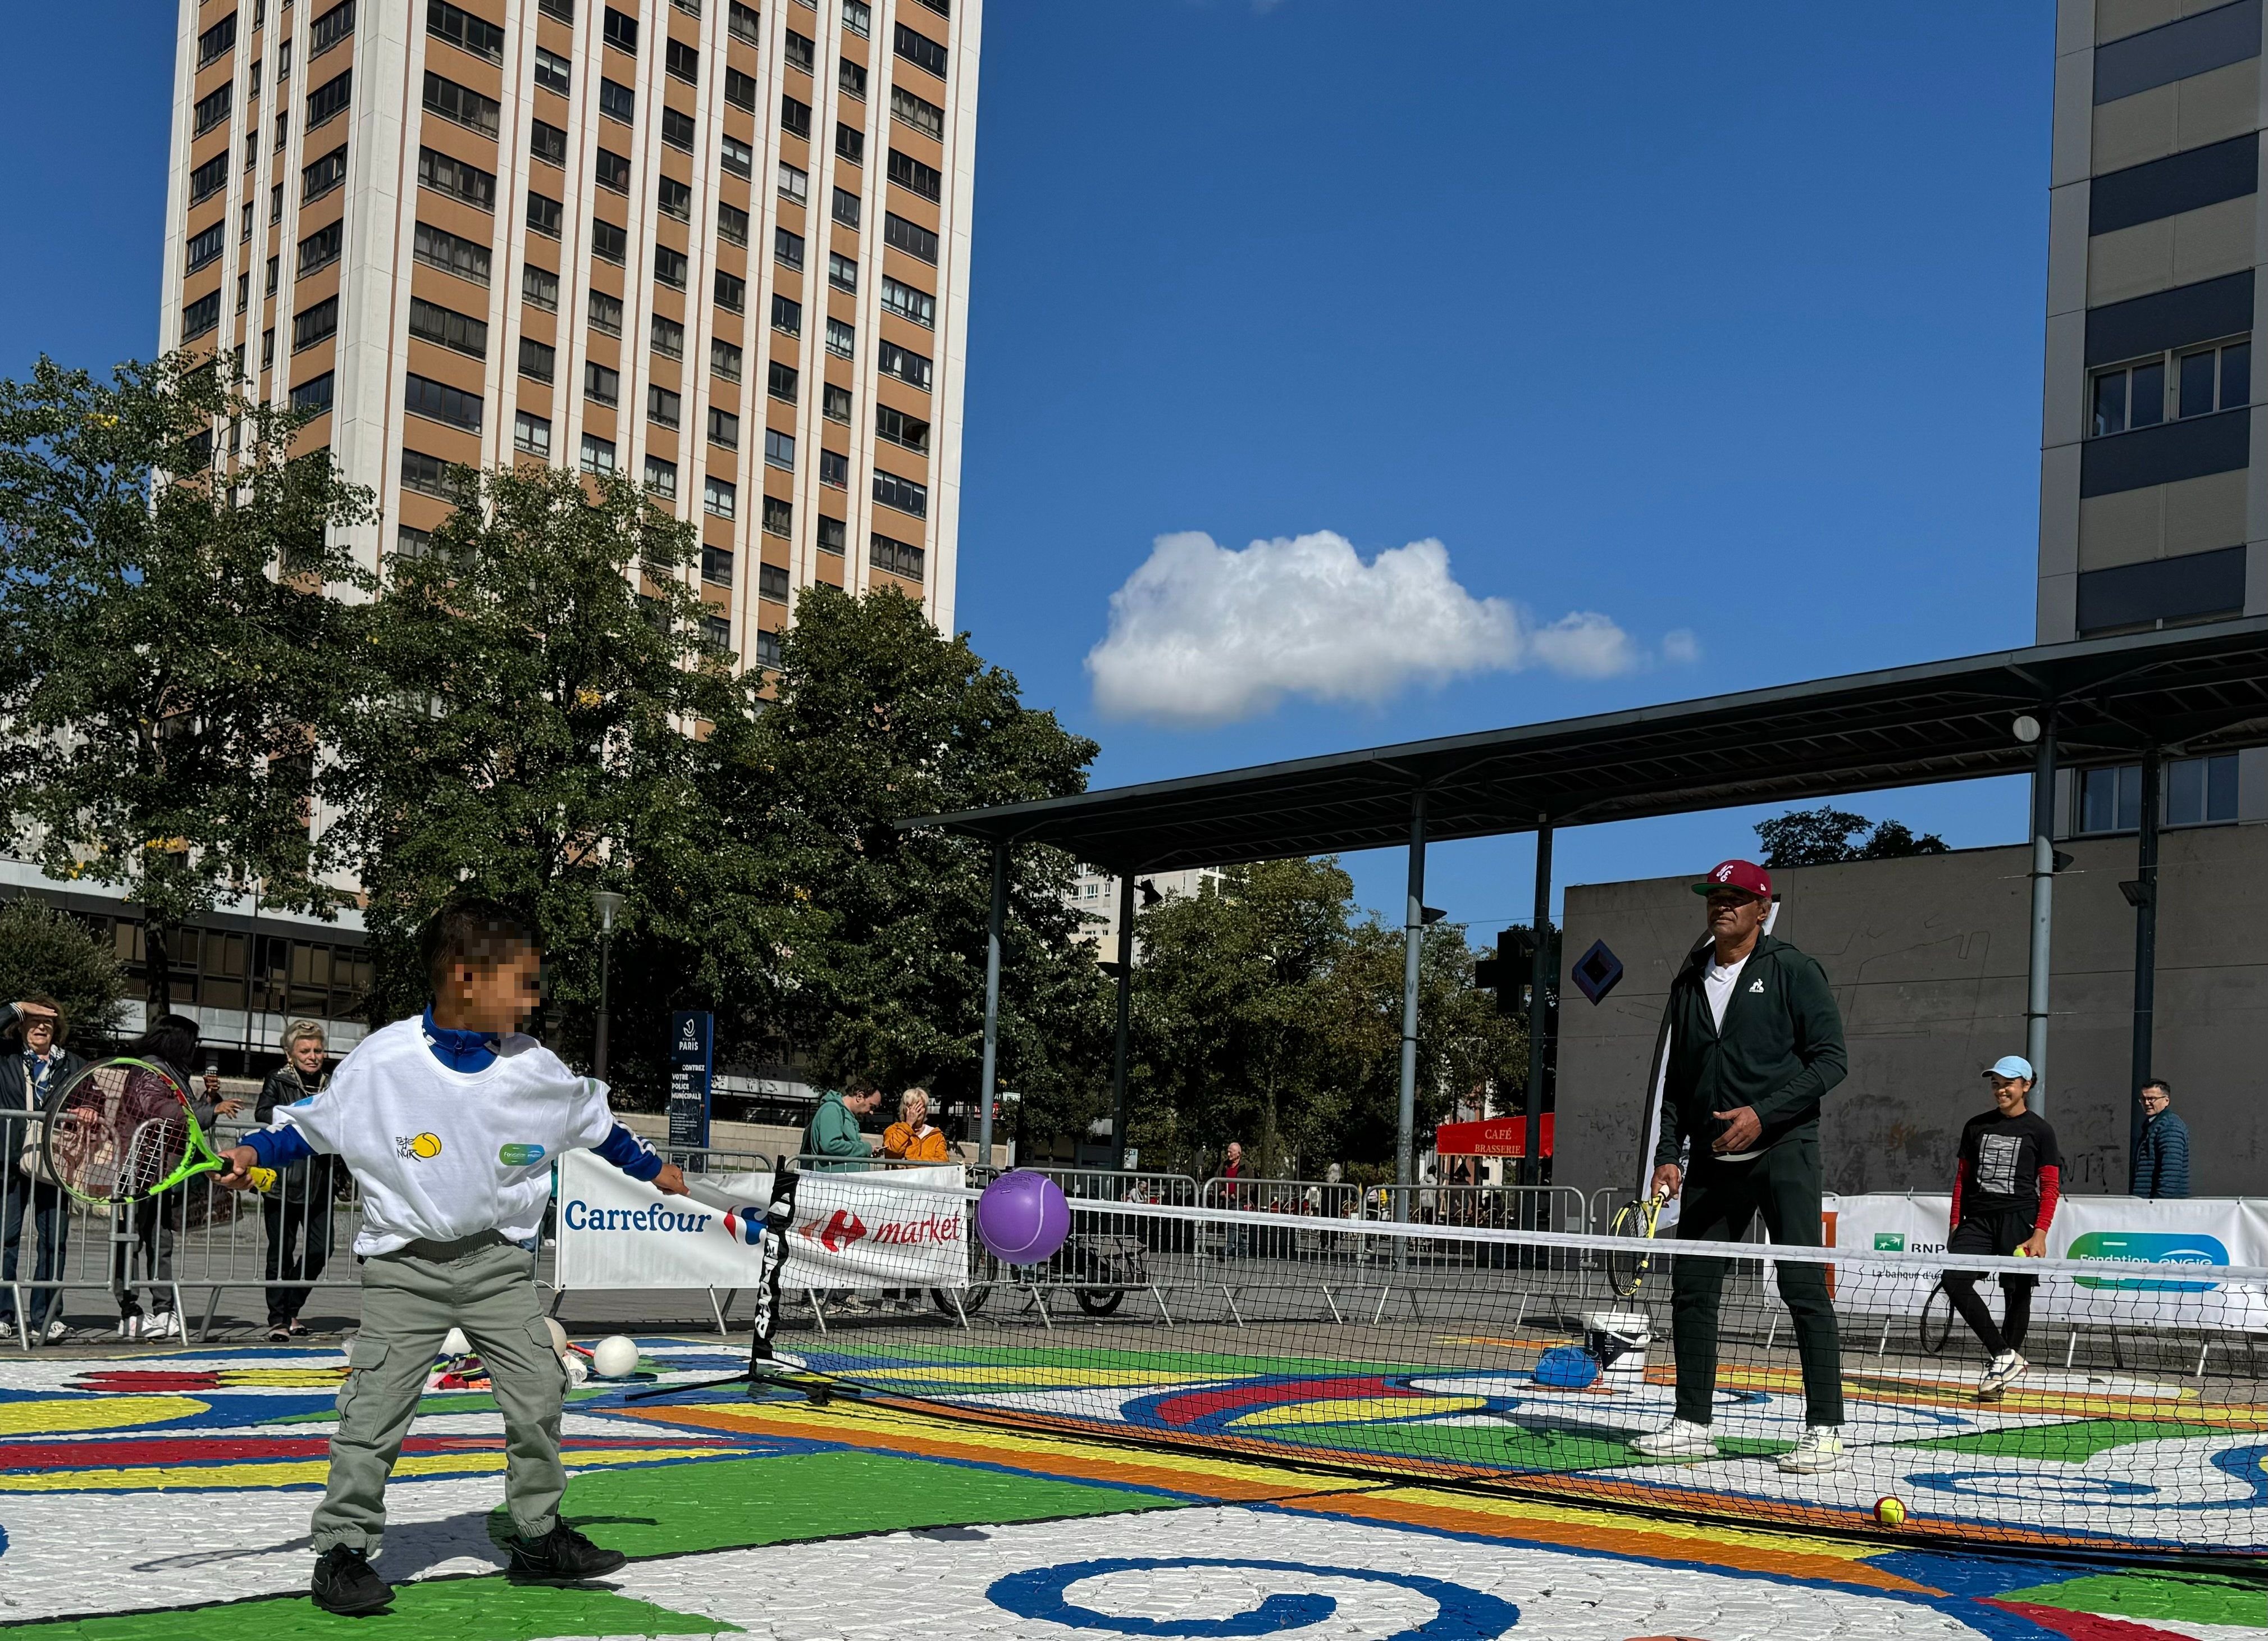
[1605,1186,1671,1298]
[1918,1278,1957,1356]
[38,1056,229,1207]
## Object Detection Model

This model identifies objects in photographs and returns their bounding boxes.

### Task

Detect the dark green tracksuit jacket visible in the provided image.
[1651,933,1847,1169]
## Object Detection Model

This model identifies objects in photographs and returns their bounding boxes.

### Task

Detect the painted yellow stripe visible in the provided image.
[0,1396,209,1435]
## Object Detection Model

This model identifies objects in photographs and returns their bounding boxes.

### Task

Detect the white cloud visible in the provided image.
[1085,531,1678,727]
[1660,628,1703,665]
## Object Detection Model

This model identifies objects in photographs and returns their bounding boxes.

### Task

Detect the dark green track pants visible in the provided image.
[1670,1136,1844,1427]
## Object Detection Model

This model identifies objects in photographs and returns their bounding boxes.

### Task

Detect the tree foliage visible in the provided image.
[0,899,129,1050]
[0,354,373,1009]
[1755,805,1950,869]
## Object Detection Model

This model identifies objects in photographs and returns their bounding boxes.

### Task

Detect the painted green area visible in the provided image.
[2002,1570,2268,1629]
[501,1448,1176,1558]
[0,1579,737,1641]
[1903,1419,2225,1464]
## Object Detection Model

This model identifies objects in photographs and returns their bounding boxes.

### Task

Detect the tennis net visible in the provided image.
[765,1182,2268,1561]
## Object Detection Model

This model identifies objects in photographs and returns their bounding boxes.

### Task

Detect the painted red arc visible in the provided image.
[1151,1376,1395,1428]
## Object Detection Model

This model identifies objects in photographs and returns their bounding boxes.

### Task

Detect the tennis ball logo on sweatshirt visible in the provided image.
[394,1132,444,1160]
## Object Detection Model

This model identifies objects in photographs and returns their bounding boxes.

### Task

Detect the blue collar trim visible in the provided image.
[422,1005,500,1073]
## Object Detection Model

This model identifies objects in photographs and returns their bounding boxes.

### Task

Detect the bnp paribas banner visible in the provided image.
[1824,1193,2268,1332]
[552,1151,969,1293]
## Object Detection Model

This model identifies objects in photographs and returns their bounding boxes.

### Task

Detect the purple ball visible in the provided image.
[976,1170,1071,1265]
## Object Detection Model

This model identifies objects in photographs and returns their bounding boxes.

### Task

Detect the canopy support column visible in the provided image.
[1109,870,1135,1171]
[1523,817,1553,1226]
[2025,718,2059,1113]
[978,841,1006,1168]
[1396,792,1428,1223]
[2128,746,2162,1188]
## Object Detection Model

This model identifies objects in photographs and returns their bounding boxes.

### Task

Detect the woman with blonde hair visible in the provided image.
[882,1087,949,1163]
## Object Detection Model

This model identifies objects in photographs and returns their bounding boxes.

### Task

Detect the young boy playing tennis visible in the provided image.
[1942,1054,2061,1402]
[220,897,688,1615]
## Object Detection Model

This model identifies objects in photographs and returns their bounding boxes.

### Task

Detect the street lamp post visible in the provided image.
[592,890,624,1082]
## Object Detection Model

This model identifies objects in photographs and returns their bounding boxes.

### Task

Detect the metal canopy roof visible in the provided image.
[907,617,2268,874]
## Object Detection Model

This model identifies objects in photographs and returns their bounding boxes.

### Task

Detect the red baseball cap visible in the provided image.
[1692,859,1772,900]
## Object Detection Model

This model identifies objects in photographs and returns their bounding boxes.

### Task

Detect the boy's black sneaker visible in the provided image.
[311,1546,393,1614]
[508,1523,627,1581]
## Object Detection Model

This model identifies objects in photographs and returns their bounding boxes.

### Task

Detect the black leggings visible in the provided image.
[1943,1211,2036,1358]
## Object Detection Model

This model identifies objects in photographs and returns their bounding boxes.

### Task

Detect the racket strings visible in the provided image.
[44,1061,193,1203]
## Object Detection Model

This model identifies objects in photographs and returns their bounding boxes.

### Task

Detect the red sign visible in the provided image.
[800,1208,869,1253]
[1433,1115,1554,1158]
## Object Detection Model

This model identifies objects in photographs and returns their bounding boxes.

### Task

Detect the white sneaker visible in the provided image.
[1628,1418,1718,1460]
[0,1319,16,1343]
[1978,1350,2028,1402]
[43,1320,67,1345]
[1778,1424,1847,1474]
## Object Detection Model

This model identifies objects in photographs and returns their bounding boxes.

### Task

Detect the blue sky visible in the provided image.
[0,2,2054,929]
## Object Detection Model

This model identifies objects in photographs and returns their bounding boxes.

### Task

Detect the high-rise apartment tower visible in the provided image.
[161,0,979,659]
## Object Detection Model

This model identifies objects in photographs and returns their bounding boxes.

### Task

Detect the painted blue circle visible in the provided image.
[987,1555,1518,1639]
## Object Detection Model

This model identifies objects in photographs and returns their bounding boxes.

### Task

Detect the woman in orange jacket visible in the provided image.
[882,1088,950,1163]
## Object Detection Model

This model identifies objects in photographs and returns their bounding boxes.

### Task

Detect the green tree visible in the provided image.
[0,899,129,1049]
[323,462,754,1092]
[1756,805,1950,869]
[0,355,374,1011]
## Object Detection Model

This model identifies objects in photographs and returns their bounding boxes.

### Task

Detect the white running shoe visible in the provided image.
[1628,1418,1719,1460]
[1778,1424,1847,1474]
[0,1319,16,1343]
[43,1320,67,1345]
[1978,1350,2028,1401]
[152,1312,184,1341]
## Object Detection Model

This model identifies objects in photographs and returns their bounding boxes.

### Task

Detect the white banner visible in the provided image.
[553,1152,970,1292]
[1824,1192,2268,1332]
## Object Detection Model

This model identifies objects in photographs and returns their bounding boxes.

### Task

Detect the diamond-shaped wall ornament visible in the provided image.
[1571,938,1623,1005]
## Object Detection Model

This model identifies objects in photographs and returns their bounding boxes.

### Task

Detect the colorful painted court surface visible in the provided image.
[0,1337,2258,1641]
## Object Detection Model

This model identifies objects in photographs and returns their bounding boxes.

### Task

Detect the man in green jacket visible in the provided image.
[802,1084,881,1171]
[1630,859,1849,1475]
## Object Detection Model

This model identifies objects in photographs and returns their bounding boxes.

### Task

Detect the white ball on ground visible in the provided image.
[591,1335,641,1379]
[441,1327,471,1359]
[545,1317,569,1359]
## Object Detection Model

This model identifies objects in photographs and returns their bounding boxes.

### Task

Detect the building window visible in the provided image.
[182,289,223,339]
[527,192,563,237]
[265,254,279,295]
[887,148,942,202]
[778,161,810,205]
[262,326,276,370]
[768,359,798,401]
[718,202,750,246]
[892,86,944,141]
[198,12,238,67]
[754,630,783,668]
[785,30,815,71]
[2078,754,2239,833]
[759,560,791,601]
[535,47,573,96]
[416,220,492,285]
[667,38,700,82]
[311,0,355,57]
[648,384,682,429]
[882,212,937,264]
[293,294,340,351]
[430,0,506,63]
[655,245,688,288]
[592,220,627,263]
[774,227,805,272]
[715,269,747,312]
[819,448,847,487]
[514,409,553,459]
[645,454,679,498]
[530,120,568,167]
[781,94,812,139]
[419,147,498,211]
[818,514,846,554]
[840,57,868,99]
[537,0,574,20]
[405,371,483,431]
[603,6,638,52]
[409,295,488,359]
[307,70,352,130]
[595,147,632,192]
[396,525,436,560]
[773,293,802,335]
[877,404,929,453]
[870,530,925,581]
[832,187,862,230]
[586,361,621,407]
[190,153,230,204]
[706,614,736,654]
[728,1,760,45]
[241,200,255,244]
[873,468,927,518]
[763,495,792,535]
[519,335,556,382]
[302,144,348,204]
[194,84,233,136]
[829,251,859,292]
[654,314,687,359]
[581,433,618,475]
[894,21,948,78]
[843,0,871,37]
[713,338,744,381]
[297,219,344,277]
[877,338,932,390]
[599,78,635,123]
[653,107,694,154]
[403,448,463,500]
[270,183,284,225]
[704,475,736,518]
[185,222,226,276]
[764,427,795,468]
[836,124,865,167]
[521,264,558,308]
[711,407,743,449]
[2092,340,2249,436]
[880,274,933,328]
[725,66,759,112]
[825,316,854,358]
[703,545,736,586]
[659,176,693,221]
[423,70,499,137]
[720,132,754,176]
[823,382,851,421]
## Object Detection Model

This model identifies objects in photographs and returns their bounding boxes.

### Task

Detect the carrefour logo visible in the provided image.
[2068,1229,2228,1292]
[560,1199,713,1234]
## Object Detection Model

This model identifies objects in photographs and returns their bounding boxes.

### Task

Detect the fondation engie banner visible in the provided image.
[1823,1192,2268,1332]
[553,1151,969,1292]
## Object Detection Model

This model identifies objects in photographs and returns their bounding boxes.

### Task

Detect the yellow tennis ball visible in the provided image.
[409,1133,442,1159]
[1874,1496,1908,1527]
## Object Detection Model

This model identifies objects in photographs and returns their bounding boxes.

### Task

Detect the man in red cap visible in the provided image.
[1628,858,1850,1475]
